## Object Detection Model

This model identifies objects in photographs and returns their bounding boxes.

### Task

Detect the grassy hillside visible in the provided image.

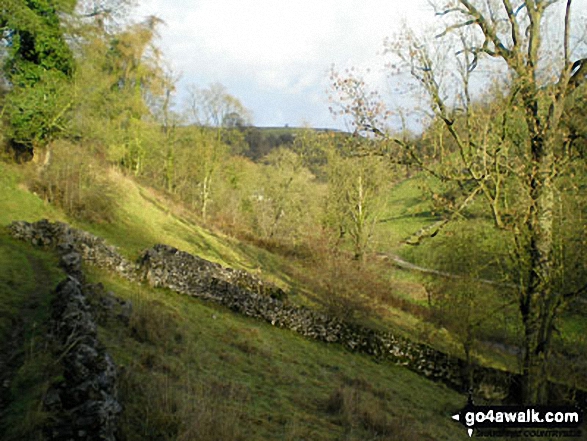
[0,161,293,285]
[91,267,464,441]
[0,160,472,440]
[2,158,586,439]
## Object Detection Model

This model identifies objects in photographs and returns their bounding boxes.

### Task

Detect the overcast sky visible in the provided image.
[134,1,586,130]
[134,0,439,129]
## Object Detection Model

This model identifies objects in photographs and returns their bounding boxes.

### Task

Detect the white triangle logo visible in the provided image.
[452,414,460,421]
[468,428,473,437]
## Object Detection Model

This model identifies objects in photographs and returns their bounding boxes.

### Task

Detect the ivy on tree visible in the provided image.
[1,0,76,158]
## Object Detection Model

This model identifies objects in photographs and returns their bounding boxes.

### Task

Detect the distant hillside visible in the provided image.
[177,125,350,161]
[253,126,347,134]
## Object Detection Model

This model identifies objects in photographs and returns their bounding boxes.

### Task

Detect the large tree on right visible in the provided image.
[334,0,586,404]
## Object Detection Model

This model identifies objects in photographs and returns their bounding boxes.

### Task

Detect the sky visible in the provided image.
[134,0,587,131]
[134,0,437,130]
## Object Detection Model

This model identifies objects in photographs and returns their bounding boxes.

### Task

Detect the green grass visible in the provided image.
[374,175,439,252]
[0,162,64,226]
[0,161,292,289]
[88,266,466,441]
[1,157,584,439]
[73,170,298,294]
[0,232,62,343]
[0,231,64,440]
[76,172,252,263]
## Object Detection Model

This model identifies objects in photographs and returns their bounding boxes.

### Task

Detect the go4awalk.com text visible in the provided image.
[451,403,583,437]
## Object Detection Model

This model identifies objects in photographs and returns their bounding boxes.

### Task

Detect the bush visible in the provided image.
[319,253,374,322]
[26,140,118,223]
[296,234,385,323]
[325,378,419,441]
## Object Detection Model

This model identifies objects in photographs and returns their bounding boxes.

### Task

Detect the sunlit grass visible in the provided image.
[1,157,584,439]
[89,266,466,441]
[0,162,64,226]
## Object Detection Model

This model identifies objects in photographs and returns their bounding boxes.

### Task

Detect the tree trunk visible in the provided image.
[201,173,212,220]
[522,321,550,404]
[520,133,556,404]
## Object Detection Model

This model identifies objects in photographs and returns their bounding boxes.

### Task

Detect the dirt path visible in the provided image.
[378,252,516,288]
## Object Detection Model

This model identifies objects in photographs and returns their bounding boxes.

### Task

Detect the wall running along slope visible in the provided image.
[9,219,584,404]
[43,236,123,440]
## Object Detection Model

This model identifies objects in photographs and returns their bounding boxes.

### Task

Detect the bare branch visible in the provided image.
[537,0,560,12]
[563,283,587,300]
[435,19,476,38]
[525,1,543,72]
[568,58,587,91]
[405,185,483,245]
[551,0,575,105]
[458,0,513,59]
[501,0,522,50]
[434,5,469,16]
[82,7,113,18]
[563,0,572,68]
[514,2,527,15]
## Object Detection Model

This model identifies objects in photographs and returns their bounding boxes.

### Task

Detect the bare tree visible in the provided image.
[333,0,587,404]
[182,83,253,219]
[186,82,252,128]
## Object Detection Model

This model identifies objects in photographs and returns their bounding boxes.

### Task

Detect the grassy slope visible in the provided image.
[0,163,66,439]
[92,267,464,440]
[373,171,587,382]
[3,160,585,438]
[374,174,438,253]
[0,161,468,440]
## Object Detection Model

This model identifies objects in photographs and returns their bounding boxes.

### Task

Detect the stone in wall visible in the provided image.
[138,244,287,300]
[23,233,125,441]
[10,220,584,404]
[45,275,122,441]
[9,220,137,280]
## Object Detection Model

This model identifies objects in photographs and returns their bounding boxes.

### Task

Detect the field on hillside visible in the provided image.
[0,161,474,441]
[3,158,585,375]
[90,267,466,441]
[1,155,586,439]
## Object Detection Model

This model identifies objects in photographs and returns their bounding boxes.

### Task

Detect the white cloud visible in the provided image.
[135,0,586,129]
[135,0,438,127]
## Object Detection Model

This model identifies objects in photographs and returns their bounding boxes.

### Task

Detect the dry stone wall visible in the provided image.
[9,220,137,279]
[42,239,122,440]
[139,244,287,300]
[139,243,513,396]
[45,277,122,441]
[14,219,584,404]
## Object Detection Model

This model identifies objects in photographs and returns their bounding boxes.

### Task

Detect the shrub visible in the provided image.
[296,235,382,323]
[324,378,419,441]
[26,140,118,223]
